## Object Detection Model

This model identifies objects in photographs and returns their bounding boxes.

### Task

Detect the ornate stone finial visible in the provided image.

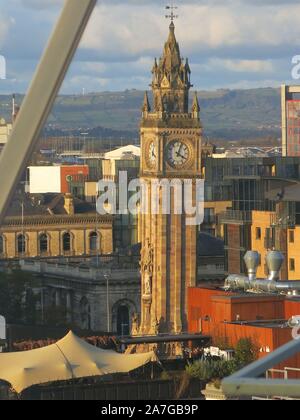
[185,58,191,73]
[155,93,165,117]
[152,58,158,74]
[142,91,151,114]
[192,91,200,118]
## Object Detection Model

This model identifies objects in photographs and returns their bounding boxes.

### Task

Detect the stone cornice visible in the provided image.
[1,213,113,228]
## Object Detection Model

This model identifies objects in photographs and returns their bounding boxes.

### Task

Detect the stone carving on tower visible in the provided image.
[139,17,202,337]
[141,238,154,297]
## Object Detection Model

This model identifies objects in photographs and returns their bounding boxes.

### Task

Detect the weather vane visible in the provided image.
[165,3,179,23]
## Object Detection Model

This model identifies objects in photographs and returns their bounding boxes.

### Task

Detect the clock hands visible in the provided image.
[176,150,186,160]
[175,144,187,160]
[167,141,189,167]
[150,143,156,161]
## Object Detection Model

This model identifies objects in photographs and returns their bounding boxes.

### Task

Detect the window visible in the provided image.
[62,233,71,252]
[17,234,26,254]
[256,227,262,240]
[204,208,215,224]
[289,230,295,244]
[0,235,4,255]
[265,228,274,249]
[290,258,296,272]
[39,234,48,254]
[89,232,98,252]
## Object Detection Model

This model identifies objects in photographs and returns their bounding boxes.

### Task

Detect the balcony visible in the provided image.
[270,213,296,229]
[219,210,253,225]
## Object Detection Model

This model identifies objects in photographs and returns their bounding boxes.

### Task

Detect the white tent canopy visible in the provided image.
[0,331,157,393]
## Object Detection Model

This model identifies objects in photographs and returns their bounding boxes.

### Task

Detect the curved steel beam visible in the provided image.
[0,0,97,223]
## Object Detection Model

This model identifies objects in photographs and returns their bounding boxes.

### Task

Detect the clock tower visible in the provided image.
[139,21,202,335]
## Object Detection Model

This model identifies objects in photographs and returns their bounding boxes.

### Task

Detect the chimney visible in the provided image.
[244,251,260,281]
[266,251,284,281]
[64,193,74,216]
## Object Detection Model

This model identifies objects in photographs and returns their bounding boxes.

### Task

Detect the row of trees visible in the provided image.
[0,269,39,325]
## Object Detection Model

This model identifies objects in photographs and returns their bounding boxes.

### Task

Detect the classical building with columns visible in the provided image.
[0,193,113,259]
[20,259,141,334]
[3,191,141,335]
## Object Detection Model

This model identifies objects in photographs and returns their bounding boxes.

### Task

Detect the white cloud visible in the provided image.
[0,17,12,48]
[20,0,63,9]
[78,2,300,57]
[81,4,165,59]
[208,58,274,73]
[1,0,300,92]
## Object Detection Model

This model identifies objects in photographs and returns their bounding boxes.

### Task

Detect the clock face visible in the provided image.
[148,141,157,167]
[167,141,190,168]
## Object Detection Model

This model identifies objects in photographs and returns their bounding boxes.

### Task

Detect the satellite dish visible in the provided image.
[0,315,6,340]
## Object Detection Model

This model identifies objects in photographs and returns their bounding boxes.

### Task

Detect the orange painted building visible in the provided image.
[251,210,274,278]
[188,287,300,372]
[60,165,89,194]
[247,209,300,281]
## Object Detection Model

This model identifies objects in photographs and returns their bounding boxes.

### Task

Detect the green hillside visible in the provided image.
[0,88,281,140]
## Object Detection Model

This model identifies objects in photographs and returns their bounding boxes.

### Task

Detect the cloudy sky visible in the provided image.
[0,0,299,94]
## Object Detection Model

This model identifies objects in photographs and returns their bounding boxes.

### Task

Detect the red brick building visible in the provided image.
[188,287,300,376]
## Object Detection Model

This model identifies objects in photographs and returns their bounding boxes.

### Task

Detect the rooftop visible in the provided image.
[4,193,96,218]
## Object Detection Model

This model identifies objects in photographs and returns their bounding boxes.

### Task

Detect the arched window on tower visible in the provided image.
[62,232,71,253]
[39,234,49,255]
[17,234,26,255]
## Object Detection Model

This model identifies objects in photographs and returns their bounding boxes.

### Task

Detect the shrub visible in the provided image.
[235,338,259,367]
[160,371,171,381]
[186,359,236,382]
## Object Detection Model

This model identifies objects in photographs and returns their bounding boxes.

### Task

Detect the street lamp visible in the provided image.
[81,132,89,161]
[104,270,111,333]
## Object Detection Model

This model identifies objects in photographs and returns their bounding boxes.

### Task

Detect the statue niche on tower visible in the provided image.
[141,238,154,298]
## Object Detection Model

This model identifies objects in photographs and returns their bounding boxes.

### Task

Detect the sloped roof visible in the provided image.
[127,233,224,258]
[104,145,141,160]
[0,331,157,393]
[5,193,95,217]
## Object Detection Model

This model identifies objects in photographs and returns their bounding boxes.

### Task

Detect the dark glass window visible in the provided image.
[90,232,98,251]
[39,234,48,253]
[0,236,4,254]
[17,234,26,254]
[63,233,71,252]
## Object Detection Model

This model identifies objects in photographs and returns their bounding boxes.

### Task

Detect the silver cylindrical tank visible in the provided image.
[266,251,284,281]
[244,251,260,281]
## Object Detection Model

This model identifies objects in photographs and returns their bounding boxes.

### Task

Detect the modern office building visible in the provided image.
[214,155,300,277]
[282,84,300,157]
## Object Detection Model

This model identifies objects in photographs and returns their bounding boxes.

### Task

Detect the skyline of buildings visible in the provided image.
[1,1,300,401]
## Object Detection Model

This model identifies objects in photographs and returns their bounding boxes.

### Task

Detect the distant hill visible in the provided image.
[0,88,281,141]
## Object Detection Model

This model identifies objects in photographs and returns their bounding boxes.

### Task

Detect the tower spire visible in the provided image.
[142,91,151,114]
[192,91,200,119]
